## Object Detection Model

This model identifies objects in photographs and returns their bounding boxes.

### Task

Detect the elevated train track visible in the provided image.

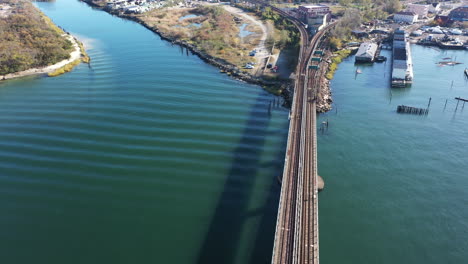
[246,2,334,264]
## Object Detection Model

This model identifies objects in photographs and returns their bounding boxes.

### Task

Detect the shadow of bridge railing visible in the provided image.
[196,91,289,264]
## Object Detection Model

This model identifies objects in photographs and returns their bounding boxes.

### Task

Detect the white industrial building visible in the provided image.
[394,11,418,24]
[297,5,331,33]
[355,42,378,62]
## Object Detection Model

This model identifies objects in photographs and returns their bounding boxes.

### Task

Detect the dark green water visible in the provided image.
[319,47,468,263]
[0,1,289,263]
[1,1,468,264]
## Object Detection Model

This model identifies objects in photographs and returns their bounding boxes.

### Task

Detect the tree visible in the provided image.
[329,37,342,50]
[383,0,401,14]
[339,0,352,7]
[331,8,361,40]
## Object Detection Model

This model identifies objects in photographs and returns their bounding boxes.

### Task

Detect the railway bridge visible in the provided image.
[246,1,334,263]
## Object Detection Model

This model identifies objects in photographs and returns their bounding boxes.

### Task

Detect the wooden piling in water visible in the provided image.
[397,105,429,115]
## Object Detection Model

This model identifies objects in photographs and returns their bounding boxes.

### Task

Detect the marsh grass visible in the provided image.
[325,49,352,80]
[48,59,81,77]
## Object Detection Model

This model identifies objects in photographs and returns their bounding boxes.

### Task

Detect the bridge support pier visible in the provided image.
[318,175,324,191]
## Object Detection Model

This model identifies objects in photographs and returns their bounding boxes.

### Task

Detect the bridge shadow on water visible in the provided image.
[196,92,289,264]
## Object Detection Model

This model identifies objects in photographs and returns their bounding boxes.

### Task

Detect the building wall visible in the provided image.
[306,14,328,27]
[297,5,330,23]
[394,13,418,23]
[298,5,330,16]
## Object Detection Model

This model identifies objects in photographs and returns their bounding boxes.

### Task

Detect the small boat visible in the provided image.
[375,55,387,62]
[443,57,451,60]
[437,61,463,66]
[356,68,362,74]
[465,68,468,77]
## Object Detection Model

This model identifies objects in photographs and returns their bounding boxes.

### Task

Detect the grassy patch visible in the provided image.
[262,84,282,96]
[138,6,259,68]
[48,59,81,77]
[330,6,346,16]
[325,49,352,80]
[77,40,90,63]
[39,11,64,35]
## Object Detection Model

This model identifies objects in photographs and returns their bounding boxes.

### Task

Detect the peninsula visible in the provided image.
[80,0,301,96]
[0,0,89,80]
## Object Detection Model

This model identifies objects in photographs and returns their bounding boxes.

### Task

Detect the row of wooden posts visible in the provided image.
[268,97,282,115]
[397,97,467,115]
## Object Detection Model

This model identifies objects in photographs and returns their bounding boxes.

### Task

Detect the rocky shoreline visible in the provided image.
[316,50,335,113]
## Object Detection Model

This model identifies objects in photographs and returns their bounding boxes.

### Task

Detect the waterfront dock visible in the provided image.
[391,29,414,88]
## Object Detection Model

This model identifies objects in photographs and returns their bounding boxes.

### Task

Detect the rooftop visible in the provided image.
[356,42,377,58]
[301,5,328,9]
[392,68,407,79]
[395,11,417,16]
[450,6,468,13]
[395,29,406,34]
[393,48,407,61]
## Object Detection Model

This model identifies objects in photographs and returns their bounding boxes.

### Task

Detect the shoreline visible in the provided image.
[80,1,335,112]
[80,0,294,105]
[1,34,87,82]
[316,48,355,113]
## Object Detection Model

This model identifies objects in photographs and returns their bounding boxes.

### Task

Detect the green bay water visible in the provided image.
[0,1,289,263]
[2,1,468,263]
[319,47,468,263]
